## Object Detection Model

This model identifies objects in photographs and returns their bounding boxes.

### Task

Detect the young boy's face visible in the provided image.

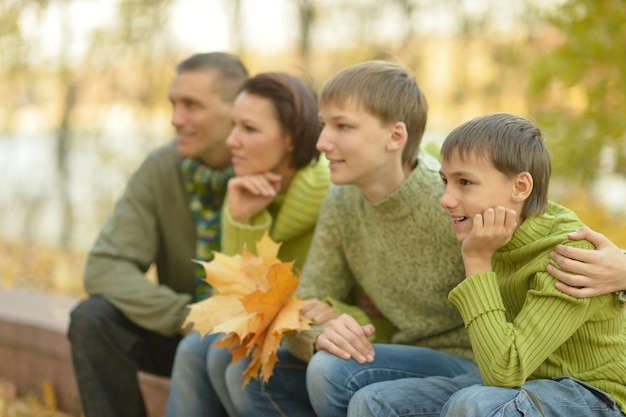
[439,149,520,242]
[317,97,396,190]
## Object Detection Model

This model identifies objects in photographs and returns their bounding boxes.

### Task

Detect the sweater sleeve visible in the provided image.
[449,263,607,387]
[84,146,193,336]
[220,195,273,256]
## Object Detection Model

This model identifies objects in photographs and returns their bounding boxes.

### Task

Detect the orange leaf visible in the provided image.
[183,232,312,387]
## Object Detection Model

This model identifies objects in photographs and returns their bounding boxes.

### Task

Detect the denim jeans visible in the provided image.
[349,374,624,417]
[207,340,240,417]
[224,347,315,417]
[67,296,181,417]
[441,377,624,417]
[307,344,480,417]
[166,332,236,417]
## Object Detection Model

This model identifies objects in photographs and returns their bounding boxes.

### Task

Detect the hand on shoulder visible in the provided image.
[548,226,626,298]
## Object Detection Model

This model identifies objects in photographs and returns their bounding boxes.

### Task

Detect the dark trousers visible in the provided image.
[67,296,182,417]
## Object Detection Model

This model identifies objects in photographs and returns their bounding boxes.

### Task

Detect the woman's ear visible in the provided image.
[512,172,533,202]
[387,121,408,152]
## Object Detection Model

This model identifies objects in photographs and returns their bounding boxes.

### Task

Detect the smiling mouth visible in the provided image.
[453,216,468,223]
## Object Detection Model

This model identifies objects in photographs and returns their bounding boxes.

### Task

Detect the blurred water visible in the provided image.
[0,134,149,250]
[1,132,624,251]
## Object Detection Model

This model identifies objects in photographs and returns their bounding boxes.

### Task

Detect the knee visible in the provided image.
[225,360,258,413]
[207,343,231,382]
[225,359,249,396]
[442,385,499,416]
[173,333,206,368]
[307,350,344,393]
[347,387,382,417]
[68,297,117,342]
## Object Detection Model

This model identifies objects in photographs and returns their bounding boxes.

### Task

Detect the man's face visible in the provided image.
[169,69,233,167]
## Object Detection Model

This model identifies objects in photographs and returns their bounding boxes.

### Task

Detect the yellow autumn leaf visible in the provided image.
[183,232,311,386]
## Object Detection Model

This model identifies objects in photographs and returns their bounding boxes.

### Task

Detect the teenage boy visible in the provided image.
[216,60,477,417]
[346,113,626,417]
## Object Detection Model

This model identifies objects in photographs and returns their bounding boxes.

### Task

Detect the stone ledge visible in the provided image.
[0,287,170,417]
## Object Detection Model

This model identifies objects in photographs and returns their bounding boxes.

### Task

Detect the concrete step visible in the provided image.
[0,287,170,417]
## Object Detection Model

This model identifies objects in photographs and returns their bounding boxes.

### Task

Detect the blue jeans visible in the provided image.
[223,347,315,417]
[349,375,624,417]
[307,344,479,417]
[442,378,624,417]
[166,332,239,417]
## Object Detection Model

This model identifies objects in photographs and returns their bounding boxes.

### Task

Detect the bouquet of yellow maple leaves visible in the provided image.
[183,233,311,386]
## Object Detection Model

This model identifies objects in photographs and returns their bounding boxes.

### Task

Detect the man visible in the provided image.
[67,52,248,417]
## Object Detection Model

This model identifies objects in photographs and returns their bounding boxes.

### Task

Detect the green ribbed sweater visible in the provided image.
[288,152,472,362]
[220,159,331,271]
[449,201,626,412]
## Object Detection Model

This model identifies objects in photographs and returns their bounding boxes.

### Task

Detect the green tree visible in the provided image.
[529,0,626,185]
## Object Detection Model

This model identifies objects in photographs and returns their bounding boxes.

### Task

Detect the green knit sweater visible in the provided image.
[449,201,626,412]
[288,152,472,362]
[220,159,331,271]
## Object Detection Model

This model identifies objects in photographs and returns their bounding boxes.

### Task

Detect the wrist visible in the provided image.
[462,255,492,276]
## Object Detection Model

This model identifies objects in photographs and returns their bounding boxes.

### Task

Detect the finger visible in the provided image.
[304,302,338,324]
[263,171,283,188]
[571,227,610,250]
[553,244,596,266]
[554,281,601,299]
[314,333,352,360]
[300,298,323,314]
[567,226,590,242]
[324,318,374,363]
[481,208,495,227]
[503,208,517,231]
[546,263,590,287]
[234,176,276,197]
[471,213,484,234]
[493,206,507,227]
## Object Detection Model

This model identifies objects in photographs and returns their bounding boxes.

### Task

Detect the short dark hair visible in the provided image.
[239,72,321,169]
[176,52,249,102]
[441,113,551,219]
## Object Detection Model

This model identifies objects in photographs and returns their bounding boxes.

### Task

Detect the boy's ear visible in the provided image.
[386,121,408,151]
[512,172,533,202]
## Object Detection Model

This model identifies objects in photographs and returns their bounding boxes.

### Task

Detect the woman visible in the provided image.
[165,72,332,417]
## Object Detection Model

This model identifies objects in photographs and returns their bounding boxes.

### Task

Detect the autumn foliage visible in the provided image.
[183,233,311,386]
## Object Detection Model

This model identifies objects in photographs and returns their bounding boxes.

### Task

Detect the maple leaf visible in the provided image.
[183,232,311,386]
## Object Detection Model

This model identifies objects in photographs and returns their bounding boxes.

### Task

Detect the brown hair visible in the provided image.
[239,72,321,169]
[319,60,428,167]
[440,113,551,219]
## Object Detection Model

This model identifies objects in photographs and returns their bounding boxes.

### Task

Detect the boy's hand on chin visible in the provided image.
[462,206,517,276]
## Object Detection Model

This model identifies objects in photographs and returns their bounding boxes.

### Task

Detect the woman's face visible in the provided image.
[226,92,293,176]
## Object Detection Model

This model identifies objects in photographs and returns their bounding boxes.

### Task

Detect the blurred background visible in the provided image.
[1,0,625,296]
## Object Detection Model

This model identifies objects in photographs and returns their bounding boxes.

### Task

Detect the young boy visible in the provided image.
[217,61,478,417]
[347,112,626,417]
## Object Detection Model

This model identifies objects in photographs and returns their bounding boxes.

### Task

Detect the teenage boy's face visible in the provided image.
[317,98,393,189]
[439,149,518,242]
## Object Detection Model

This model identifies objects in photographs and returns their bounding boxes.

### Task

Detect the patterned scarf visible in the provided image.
[180,158,234,301]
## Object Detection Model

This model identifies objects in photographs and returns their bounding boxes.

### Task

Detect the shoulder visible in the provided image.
[142,141,180,167]
[133,141,180,177]
[294,159,331,192]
